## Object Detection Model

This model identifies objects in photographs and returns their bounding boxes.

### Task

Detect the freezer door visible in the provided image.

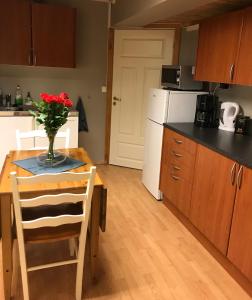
[142,119,163,199]
[147,88,169,124]
[167,92,204,123]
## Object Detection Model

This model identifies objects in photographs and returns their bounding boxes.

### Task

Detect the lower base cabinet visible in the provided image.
[160,128,196,217]
[161,127,252,284]
[228,166,252,281]
[0,116,34,171]
[190,145,237,255]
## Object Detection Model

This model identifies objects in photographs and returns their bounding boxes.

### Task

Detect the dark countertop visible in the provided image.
[164,123,252,169]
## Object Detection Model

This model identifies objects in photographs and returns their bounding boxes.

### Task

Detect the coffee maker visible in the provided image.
[194,94,220,128]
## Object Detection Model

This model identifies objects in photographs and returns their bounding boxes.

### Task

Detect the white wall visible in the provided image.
[217,86,252,117]
[0,0,108,163]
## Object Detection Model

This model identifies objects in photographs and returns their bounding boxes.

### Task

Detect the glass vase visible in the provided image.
[37,131,67,167]
[47,132,56,161]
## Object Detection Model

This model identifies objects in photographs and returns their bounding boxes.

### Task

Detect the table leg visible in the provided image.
[89,187,101,281]
[1,194,13,300]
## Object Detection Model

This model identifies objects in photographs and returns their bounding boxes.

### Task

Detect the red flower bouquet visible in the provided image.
[31,92,73,161]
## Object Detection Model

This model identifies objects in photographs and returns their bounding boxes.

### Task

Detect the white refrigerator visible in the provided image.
[142,88,206,200]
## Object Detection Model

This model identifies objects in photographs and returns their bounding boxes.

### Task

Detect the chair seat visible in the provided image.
[13,203,83,243]
[24,223,81,244]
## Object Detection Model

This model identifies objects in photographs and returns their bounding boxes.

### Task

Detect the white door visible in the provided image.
[109,29,175,169]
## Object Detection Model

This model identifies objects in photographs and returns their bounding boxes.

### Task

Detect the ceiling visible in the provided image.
[149,0,252,27]
[111,0,252,28]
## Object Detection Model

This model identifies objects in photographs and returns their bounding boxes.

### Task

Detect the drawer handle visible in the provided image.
[173,165,181,171]
[237,166,243,189]
[174,138,183,144]
[172,151,183,158]
[230,163,237,186]
[171,175,180,181]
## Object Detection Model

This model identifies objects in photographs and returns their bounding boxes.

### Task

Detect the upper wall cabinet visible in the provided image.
[195,10,243,84]
[0,0,31,65]
[0,1,76,68]
[233,7,252,85]
[32,3,76,68]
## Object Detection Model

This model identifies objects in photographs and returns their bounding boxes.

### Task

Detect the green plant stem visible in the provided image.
[48,133,56,160]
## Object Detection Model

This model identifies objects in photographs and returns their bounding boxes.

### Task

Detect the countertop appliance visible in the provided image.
[219,102,240,132]
[142,88,207,200]
[161,65,202,90]
[235,116,250,135]
[194,94,220,128]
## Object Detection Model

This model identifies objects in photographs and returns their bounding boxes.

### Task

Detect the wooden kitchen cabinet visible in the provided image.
[0,0,31,65]
[160,128,197,217]
[0,1,75,67]
[32,3,76,68]
[190,145,237,255]
[228,166,252,281]
[195,10,243,83]
[233,7,252,85]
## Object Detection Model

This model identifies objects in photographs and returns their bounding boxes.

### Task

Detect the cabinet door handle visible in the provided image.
[173,165,181,171]
[28,53,31,65]
[237,166,243,189]
[230,64,235,81]
[171,175,180,181]
[230,163,237,186]
[174,138,183,144]
[172,150,183,158]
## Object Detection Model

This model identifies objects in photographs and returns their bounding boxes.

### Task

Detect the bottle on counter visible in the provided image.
[24,91,33,106]
[5,94,11,107]
[0,89,3,107]
[15,85,23,107]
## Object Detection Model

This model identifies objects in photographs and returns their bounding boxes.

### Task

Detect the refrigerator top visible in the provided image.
[147,88,207,124]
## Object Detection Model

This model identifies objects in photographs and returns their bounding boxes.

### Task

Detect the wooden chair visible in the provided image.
[10,167,96,300]
[16,128,70,150]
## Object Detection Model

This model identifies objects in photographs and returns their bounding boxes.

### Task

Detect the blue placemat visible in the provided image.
[13,156,86,175]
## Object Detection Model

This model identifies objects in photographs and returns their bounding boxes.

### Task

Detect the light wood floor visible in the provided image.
[0,165,251,300]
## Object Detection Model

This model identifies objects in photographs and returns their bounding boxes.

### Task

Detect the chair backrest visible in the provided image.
[11,167,96,232]
[16,128,70,150]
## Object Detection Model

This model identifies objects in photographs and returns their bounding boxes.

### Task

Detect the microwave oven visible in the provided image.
[161,65,202,90]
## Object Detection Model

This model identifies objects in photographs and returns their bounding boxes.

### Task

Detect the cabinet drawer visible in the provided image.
[164,147,196,171]
[167,161,195,183]
[164,128,197,155]
[160,165,192,217]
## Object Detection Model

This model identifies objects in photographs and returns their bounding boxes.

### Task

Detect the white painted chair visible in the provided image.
[16,128,70,150]
[11,167,96,300]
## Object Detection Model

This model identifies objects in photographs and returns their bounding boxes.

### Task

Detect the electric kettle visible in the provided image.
[219,102,240,132]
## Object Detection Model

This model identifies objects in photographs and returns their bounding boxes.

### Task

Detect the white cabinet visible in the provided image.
[35,117,79,149]
[0,116,34,172]
[0,115,79,173]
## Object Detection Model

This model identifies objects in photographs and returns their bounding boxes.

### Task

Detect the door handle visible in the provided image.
[113,96,121,102]
[34,53,37,66]
[230,163,237,186]
[237,166,243,189]
[230,64,235,81]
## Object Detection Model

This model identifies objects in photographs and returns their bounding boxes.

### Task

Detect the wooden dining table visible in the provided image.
[0,147,107,300]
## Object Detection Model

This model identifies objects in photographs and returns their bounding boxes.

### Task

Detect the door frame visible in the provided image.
[104,26,182,164]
